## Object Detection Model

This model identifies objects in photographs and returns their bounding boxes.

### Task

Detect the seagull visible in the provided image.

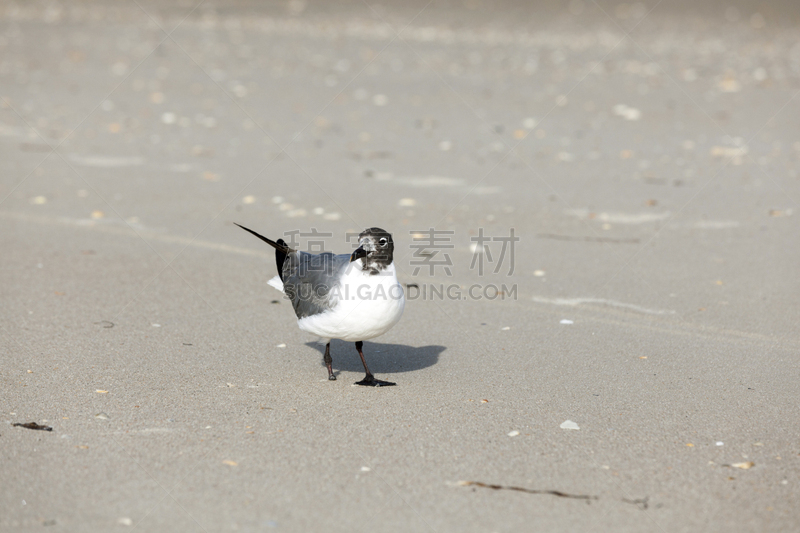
[235,223,405,386]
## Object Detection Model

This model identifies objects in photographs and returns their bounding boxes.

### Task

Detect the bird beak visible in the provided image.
[350,246,367,263]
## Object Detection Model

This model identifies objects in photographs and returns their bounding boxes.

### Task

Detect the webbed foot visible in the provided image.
[355,374,396,387]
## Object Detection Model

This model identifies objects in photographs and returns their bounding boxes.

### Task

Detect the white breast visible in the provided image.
[296,261,405,342]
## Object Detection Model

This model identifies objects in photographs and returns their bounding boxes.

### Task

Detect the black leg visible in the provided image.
[324,342,336,380]
[354,341,395,387]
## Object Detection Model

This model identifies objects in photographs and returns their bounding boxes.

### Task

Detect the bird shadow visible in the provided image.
[305,340,445,375]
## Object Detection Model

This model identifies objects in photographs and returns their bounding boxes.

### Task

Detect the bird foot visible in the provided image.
[355,375,396,387]
[328,374,337,381]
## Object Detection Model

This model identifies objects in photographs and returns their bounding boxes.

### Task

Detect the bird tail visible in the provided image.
[267,275,284,293]
[234,223,293,281]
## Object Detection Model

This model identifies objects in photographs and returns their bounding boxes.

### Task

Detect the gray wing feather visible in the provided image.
[282,251,351,318]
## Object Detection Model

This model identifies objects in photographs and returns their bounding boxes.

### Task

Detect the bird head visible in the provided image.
[350,227,394,273]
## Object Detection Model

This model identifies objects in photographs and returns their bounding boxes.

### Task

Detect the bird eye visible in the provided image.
[379,238,388,246]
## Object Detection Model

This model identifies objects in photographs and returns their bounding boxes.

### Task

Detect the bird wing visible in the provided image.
[282,251,351,319]
[234,223,293,282]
